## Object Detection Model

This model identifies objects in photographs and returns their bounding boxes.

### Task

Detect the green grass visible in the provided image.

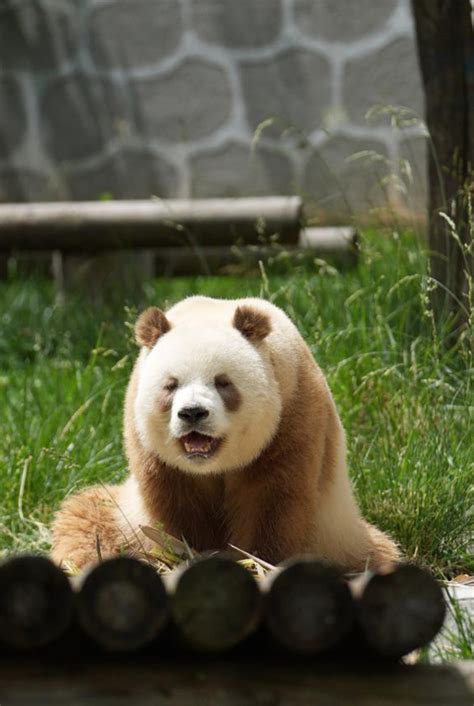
[0,230,473,584]
[426,591,474,662]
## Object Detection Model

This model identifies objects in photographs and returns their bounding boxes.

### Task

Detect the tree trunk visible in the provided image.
[412,0,474,335]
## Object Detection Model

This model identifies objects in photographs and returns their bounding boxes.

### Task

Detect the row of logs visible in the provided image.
[0,555,446,659]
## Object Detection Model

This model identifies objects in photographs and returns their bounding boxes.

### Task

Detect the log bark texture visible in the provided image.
[412,0,474,331]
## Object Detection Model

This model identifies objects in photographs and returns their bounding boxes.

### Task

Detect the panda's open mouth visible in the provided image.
[179,432,222,458]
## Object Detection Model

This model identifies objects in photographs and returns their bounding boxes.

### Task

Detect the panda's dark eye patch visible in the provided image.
[215,375,241,412]
[215,375,231,389]
[159,379,177,413]
[164,378,178,392]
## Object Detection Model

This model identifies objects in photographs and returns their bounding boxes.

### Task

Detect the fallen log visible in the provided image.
[0,555,74,650]
[302,226,359,257]
[353,564,446,658]
[1,656,472,705]
[0,197,302,252]
[76,557,169,652]
[154,226,359,275]
[263,559,355,654]
[168,555,261,652]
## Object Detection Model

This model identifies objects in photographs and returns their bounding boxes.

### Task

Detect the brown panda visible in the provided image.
[51,296,399,570]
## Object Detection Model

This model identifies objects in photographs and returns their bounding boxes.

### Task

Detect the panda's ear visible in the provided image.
[233,305,271,342]
[135,307,171,348]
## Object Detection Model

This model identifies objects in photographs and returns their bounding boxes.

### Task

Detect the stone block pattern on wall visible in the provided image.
[304,137,392,217]
[190,141,293,198]
[293,0,399,42]
[240,48,331,135]
[0,0,426,218]
[0,77,27,160]
[88,0,183,69]
[134,59,233,142]
[343,37,424,125]
[191,0,283,48]
[0,0,79,71]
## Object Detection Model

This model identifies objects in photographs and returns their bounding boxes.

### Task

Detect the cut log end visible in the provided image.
[76,557,169,652]
[0,555,74,649]
[171,556,261,652]
[264,560,355,654]
[357,564,446,658]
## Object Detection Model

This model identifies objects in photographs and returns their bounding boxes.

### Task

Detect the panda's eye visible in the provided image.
[164,379,178,392]
[215,375,230,389]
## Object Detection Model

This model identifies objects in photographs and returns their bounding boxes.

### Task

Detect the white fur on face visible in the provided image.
[134,324,281,474]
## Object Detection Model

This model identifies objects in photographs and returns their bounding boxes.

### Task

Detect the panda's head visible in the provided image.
[132,304,282,474]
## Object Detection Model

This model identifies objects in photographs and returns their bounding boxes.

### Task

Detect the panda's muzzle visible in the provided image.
[179,431,222,458]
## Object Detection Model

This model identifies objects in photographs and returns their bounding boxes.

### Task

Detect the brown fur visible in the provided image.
[50,485,127,570]
[157,386,175,413]
[215,375,242,412]
[359,520,401,570]
[233,305,271,341]
[122,364,225,551]
[135,307,171,348]
[51,339,400,571]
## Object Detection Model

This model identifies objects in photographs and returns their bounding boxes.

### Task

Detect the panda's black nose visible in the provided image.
[178,406,209,424]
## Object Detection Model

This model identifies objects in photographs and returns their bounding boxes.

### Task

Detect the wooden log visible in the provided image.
[168,556,261,652]
[0,555,74,650]
[0,197,303,252]
[263,560,355,654]
[354,564,446,658]
[76,557,169,652]
[301,226,359,257]
[0,657,472,705]
[155,226,359,275]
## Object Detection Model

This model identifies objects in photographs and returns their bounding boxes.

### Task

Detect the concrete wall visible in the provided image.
[0,0,427,221]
